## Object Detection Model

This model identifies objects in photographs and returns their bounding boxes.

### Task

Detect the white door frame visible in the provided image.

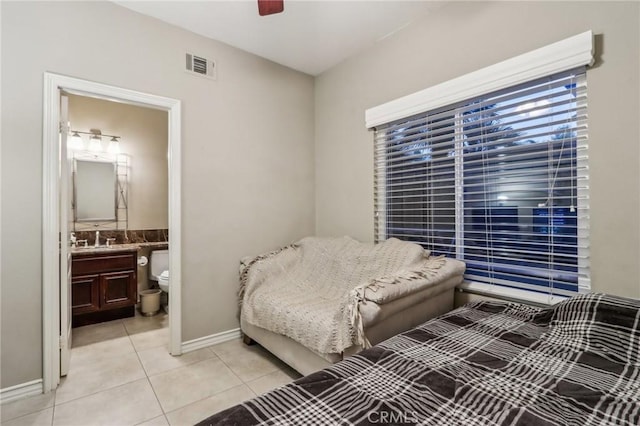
[42,72,182,392]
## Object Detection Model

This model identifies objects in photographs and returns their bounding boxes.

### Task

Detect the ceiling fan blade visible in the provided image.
[258,0,284,16]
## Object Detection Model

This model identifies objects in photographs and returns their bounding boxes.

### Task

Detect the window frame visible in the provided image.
[367,32,594,304]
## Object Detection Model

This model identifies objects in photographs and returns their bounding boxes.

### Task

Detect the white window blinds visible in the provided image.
[373,68,589,297]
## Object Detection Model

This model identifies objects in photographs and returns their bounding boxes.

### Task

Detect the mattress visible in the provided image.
[199,293,640,425]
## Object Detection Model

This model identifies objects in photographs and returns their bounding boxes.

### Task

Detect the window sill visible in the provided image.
[457,281,571,307]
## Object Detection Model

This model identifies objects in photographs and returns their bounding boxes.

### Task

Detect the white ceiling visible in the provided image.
[115,1,439,76]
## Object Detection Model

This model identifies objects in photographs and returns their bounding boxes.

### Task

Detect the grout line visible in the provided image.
[132,413,170,426]
[50,388,57,426]
[0,406,55,426]
[210,342,283,386]
[162,383,254,422]
[131,331,167,417]
[53,374,145,408]
[55,321,162,407]
[52,377,149,413]
[53,316,171,425]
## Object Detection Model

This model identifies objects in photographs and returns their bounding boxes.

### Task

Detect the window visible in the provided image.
[373,67,589,299]
[368,33,594,300]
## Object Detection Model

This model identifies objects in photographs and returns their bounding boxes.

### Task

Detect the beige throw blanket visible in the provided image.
[239,236,449,355]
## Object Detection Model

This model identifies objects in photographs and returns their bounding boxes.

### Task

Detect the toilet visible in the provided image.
[150,249,169,312]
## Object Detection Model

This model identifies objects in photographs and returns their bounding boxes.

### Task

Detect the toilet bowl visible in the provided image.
[158,270,170,293]
[150,249,169,313]
[150,249,169,294]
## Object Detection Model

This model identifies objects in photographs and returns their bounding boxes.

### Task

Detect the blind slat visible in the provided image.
[374,68,589,297]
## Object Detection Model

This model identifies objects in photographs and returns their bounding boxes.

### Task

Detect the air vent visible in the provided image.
[185,53,217,80]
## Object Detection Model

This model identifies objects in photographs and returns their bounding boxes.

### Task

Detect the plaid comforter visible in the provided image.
[198,293,640,425]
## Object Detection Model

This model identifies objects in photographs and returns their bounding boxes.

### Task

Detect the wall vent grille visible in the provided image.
[186,53,216,80]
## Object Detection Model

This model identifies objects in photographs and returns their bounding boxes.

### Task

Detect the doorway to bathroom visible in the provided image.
[42,73,182,392]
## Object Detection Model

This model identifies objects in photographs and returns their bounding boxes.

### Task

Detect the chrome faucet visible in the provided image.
[70,232,77,248]
[106,238,116,248]
[94,230,100,248]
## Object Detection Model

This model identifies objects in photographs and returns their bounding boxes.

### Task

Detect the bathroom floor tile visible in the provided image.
[123,312,168,335]
[129,327,170,352]
[70,335,135,368]
[149,357,242,413]
[72,320,128,348]
[53,379,162,426]
[165,384,255,426]
[246,369,299,396]
[0,407,53,426]
[210,339,284,382]
[55,351,146,405]
[137,346,216,377]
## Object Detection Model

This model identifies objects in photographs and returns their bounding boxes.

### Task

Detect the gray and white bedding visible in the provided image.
[198,293,640,425]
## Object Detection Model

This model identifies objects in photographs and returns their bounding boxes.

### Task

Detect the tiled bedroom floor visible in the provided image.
[1,313,300,426]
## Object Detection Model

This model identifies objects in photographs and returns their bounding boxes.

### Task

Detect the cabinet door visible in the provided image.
[101,270,137,310]
[71,274,101,314]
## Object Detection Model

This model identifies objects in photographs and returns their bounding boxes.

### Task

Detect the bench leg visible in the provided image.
[243,334,256,346]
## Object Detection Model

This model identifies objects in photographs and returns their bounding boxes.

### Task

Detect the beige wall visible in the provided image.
[0,1,315,388]
[68,94,169,231]
[2,0,639,392]
[315,1,640,299]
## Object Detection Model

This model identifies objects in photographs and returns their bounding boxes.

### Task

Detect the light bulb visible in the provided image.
[107,137,120,154]
[88,135,102,152]
[69,132,83,150]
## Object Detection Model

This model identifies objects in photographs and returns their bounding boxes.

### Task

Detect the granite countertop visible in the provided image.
[71,241,168,255]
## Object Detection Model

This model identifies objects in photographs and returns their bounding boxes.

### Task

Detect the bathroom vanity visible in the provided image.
[71,248,137,327]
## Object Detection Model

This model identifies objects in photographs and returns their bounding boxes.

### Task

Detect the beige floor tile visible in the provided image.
[70,335,135,368]
[210,339,283,382]
[208,338,246,359]
[72,320,127,348]
[55,352,146,405]
[53,379,162,426]
[149,357,242,413]
[165,384,255,426]
[1,408,53,426]
[0,392,55,423]
[123,313,168,335]
[137,347,216,377]
[134,415,169,426]
[129,328,169,352]
[246,369,299,396]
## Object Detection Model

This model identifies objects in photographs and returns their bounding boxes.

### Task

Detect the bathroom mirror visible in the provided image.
[74,159,117,222]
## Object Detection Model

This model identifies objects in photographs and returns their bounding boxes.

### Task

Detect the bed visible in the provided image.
[200,292,640,425]
[239,236,466,375]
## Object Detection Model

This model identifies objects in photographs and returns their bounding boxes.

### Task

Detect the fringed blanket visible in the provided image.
[239,236,457,355]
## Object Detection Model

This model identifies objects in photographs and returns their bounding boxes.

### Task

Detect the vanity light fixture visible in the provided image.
[68,128,122,154]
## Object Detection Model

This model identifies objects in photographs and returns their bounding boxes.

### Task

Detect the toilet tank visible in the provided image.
[150,249,169,280]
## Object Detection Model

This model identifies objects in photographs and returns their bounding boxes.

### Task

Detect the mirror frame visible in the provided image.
[71,151,128,230]
[73,157,117,222]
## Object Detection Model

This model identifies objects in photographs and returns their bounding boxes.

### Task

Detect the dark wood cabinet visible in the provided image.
[71,274,101,314]
[71,250,137,327]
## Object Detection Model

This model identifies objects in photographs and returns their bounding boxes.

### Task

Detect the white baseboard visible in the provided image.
[181,328,242,354]
[0,379,44,404]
